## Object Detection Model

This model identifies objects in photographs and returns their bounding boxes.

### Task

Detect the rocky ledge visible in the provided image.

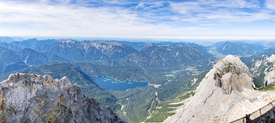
[0,73,126,123]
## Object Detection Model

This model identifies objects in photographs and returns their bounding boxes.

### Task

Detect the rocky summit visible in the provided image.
[0,73,125,123]
[164,55,275,123]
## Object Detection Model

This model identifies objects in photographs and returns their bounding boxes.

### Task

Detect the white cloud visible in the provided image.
[198,0,260,8]
[169,0,272,24]
[0,0,275,39]
[170,2,201,14]
[0,1,207,37]
[266,0,275,10]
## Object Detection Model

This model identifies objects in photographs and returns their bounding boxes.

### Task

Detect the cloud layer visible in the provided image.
[0,0,275,39]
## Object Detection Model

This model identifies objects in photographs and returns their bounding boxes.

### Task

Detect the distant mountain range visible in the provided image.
[210,41,265,56]
[0,47,28,73]
[0,39,218,74]
[121,43,214,68]
[0,36,20,43]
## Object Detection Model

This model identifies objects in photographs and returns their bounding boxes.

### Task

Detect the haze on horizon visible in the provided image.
[1,0,275,40]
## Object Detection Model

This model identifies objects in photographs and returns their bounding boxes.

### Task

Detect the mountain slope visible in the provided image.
[164,55,275,123]
[0,73,125,122]
[0,46,28,73]
[214,41,265,56]
[0,41,21,51]
[88,41,137,59]
[33,40,137,62]
[241,54,275,87]
[263,48,275,55]
[121,44,214,68]
[0,36,17,43]
[74,62,148,82]
[11,38,57,49]
[17,48,70,66]
[115,41,145,51]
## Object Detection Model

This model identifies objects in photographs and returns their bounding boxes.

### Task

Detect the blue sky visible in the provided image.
[1,0,275,39]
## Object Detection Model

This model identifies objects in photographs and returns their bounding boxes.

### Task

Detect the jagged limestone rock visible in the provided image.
[264,55,275,84]
[0,73,126,123]
[249,54,275,85]
[212,55,253,95]
[164,55,275,123]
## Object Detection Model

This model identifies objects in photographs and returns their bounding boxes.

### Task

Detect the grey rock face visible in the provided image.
[164,55,275,123]
[213,56,253,95]
[0,73,126,123]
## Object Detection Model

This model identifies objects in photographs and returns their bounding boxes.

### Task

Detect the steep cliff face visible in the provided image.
[0,73,125,123]
[241,54,275,87]
[164,55,275,123]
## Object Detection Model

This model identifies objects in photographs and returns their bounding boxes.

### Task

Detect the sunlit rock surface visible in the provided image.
[0,73,126,123]
[164,55,275,123]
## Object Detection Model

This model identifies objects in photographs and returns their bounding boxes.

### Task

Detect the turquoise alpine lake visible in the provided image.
[94,77,148,91]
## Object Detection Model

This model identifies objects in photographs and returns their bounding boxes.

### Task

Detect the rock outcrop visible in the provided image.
[0,73,126,123]
[164,55,275,123]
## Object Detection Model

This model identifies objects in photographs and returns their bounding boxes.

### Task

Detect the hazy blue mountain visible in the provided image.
[0,36,15,43]
[10,38,38,49]
[74,62,148,82]
[35,40,137,62]
[112,41,146,51]
[11,38,57,50]
[214,41,265,56]
[9,39,139,63]
[86,41,137,59]
[266,41,275,47]
[9,39,212,68]
[17,48,71,66]
[263,48,275,55]
[0,41,21,51]
[0,47,28,73]
[35,40,109,62]
[17,48,48,66]
[43,52,71,63]
[139,43,159,51]
[139,42,207,52]
[121,44,214,68]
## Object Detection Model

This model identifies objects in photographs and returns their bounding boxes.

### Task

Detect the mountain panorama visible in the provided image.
[0,38,275,122]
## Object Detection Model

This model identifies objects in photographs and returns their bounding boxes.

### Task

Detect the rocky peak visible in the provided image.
[214,55,250,75]
[212,55,253,94]
[164,55,275,123]
[0,73,125,123]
